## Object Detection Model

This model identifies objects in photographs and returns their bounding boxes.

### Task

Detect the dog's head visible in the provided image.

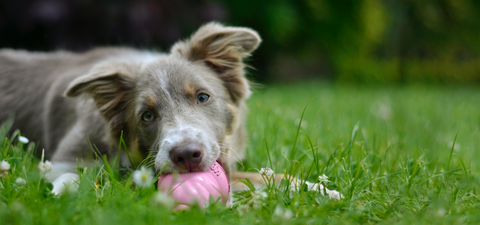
[64,23,261,174]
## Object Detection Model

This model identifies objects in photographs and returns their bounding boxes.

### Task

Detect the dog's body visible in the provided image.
[0,23,341,199]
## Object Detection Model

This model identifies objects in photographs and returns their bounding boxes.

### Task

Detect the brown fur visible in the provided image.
[184,82,197,97]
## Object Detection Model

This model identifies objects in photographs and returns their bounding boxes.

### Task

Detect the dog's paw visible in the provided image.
[291,181,343,200]
[51,173,79,195]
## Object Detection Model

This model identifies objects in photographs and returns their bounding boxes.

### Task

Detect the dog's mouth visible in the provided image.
[215,159,225,169]
[173,166,204,173]
[156,158,224,175]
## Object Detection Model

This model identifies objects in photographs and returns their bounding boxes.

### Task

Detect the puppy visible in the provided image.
[0,22,261,192]
[0,22,341,199]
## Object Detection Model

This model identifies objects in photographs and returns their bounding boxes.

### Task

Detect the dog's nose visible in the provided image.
[169,143,203,171]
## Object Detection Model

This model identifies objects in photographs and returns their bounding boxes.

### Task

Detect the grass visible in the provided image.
[1,82,480,224]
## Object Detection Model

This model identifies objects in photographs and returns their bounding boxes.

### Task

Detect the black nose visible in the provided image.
[169,143,203,171]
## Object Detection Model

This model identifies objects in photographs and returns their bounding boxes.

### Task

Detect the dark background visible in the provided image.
[1,0,479,83]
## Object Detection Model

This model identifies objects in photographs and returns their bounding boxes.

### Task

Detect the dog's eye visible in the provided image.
[197,94,209,104]
[141,111,155,122]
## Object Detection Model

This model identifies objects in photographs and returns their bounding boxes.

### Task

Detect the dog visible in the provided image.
[0,22,341,199]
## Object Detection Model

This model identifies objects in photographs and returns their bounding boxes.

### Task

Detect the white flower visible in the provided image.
[273,205,283,216]
[273,206,294,220]
[284,209,293,220]
[0,160,10,171]
[18,136,29,144]
[291,180,322,192]
[251,190,268,209]
[38,160,53,173]
[436,208,446,217]
[152,192,174,207]
[290,180,343,200]
[237,204,249,216]
[132,166,154,188]
[1,160,11,177]
[15,177,26,185]
[318,174,329,185]
[326,189,342,200]
[259,167,274,177]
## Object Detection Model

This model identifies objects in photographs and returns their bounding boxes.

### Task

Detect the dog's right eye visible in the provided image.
[141,111,155,122]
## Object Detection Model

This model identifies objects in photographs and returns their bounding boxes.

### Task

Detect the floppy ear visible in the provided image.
[65,62,137,133]
[171,22,261,103]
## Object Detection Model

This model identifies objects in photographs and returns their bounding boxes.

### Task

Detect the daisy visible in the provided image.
[251,190,268,209]
[0,160,10,171]
[273,206,294,220]
[259,167,274,177]
[318,174,329,185]
[38,160,53,173]
[237,204,249,216]
[132,166,154,189]
[15,177,27,185]
[18,136,29,144]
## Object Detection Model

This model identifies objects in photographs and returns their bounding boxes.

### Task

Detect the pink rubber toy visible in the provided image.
[158,161,230,209]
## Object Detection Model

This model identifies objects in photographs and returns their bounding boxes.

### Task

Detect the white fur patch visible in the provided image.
[156,69,173,102]
[135,53,163,71]
[154,118,220,173]
[111,52,162,70]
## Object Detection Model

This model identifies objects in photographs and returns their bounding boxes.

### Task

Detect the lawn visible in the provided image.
[1,82,480,224]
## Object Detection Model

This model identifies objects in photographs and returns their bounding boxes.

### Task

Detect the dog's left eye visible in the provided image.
[197,94,209,104]
[141,111,155,122]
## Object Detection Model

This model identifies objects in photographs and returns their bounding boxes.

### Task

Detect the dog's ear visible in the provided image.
[65,62,136,131]
[171,22,261,103]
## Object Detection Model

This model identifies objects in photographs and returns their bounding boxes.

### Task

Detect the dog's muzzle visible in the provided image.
[169,142,203,172]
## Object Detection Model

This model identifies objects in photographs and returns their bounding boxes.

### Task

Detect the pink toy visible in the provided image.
[158,161,230,209]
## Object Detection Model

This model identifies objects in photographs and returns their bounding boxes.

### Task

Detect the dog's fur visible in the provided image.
[0,22,265,193]
[0,23,341,198]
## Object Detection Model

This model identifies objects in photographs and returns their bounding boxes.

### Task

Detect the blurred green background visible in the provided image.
[1,0,479,83]
[229,0,480,83]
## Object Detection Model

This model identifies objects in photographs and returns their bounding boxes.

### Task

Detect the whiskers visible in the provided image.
[217,142,245,170]
[137,142,160,170]
[217,142,243,159]
[137,153,156,169]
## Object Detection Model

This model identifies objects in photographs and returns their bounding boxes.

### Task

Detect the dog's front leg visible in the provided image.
[47,121,100,194]
[46,162,79,194]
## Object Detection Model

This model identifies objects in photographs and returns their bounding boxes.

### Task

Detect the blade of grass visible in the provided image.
[447,131,458,170]
[454,153,469,182]
[264,111,273,170]
[119,131,134,168]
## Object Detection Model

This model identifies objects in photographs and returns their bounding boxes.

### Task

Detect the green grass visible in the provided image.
[2,82,480,224]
